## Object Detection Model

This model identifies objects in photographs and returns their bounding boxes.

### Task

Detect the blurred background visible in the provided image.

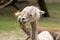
[0,0,60,40]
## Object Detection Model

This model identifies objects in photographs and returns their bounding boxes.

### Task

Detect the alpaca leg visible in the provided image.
[26,36,30,40]
[55,34,60,40]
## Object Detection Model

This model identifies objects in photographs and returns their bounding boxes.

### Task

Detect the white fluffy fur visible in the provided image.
[15,6,54,40]
[37,31,54,40]
[15,6,45,22]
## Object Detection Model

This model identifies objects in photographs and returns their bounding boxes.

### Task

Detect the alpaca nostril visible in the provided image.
[22,18,25,20]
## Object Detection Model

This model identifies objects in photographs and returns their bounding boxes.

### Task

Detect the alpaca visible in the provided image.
[19,22,60,40]
[15,6,45,40]
[15,6,54,40]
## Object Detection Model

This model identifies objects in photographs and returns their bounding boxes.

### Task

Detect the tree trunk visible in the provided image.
[0,0,4,4]
[2,0,20,10]
[37,0,49,17]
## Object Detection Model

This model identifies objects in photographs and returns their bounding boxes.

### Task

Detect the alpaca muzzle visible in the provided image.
[18,17,27,24]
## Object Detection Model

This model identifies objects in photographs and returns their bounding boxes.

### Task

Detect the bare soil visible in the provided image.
[0,30,28,40]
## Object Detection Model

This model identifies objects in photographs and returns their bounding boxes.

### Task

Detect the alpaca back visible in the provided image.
[37,31,54,40]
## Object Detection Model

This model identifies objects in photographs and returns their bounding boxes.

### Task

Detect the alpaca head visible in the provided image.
[15,6,45,23]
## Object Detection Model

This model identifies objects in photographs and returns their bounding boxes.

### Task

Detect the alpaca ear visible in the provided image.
[15,11,21,16]
[40,11,45,14]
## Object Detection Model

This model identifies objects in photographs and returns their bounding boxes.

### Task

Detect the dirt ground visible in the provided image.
[0,30,28,40]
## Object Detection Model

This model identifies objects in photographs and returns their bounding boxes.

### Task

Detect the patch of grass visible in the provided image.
[38,18,60,28]
[0,16,20,31]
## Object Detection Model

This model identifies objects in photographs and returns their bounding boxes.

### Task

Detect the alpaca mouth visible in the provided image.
[20,21,26,24]
[22,20,26,24]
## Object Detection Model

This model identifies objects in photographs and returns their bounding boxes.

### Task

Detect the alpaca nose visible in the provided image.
[22,18,25,21]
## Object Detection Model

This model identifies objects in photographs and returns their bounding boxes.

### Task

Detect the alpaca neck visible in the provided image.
[19,22,30,35]
[30,21,38,40]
